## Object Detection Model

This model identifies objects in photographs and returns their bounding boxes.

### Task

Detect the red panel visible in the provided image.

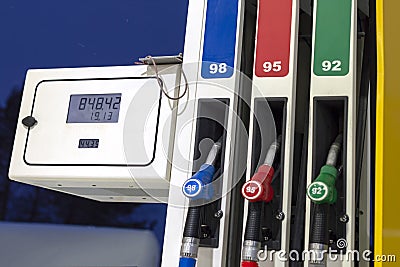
[254,0,293,77]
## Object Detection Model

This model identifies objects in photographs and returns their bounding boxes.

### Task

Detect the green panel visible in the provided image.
[313,0,352,76]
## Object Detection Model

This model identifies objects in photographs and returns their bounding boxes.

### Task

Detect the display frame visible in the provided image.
[23,76,162,167]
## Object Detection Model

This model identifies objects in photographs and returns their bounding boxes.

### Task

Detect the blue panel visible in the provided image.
[201,0,239,79]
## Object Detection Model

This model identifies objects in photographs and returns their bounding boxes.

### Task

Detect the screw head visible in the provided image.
[214,210,223,219]
[339,214,349,223]
[275,211,285,221]
[22,116,37,128]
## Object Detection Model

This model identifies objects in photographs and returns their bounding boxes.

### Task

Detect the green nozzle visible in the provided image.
[307,165,338,204]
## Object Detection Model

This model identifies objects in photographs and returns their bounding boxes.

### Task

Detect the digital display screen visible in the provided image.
[78,139,99,148]
[67,93,121,123]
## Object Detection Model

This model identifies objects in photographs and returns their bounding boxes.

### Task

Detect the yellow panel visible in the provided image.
[376,0,400,263]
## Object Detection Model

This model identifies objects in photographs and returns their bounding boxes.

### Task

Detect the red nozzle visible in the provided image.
[241,261,259,267]
[241,165,274,202]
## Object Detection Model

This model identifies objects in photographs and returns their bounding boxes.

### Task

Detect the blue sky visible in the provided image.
[0,0,188,107]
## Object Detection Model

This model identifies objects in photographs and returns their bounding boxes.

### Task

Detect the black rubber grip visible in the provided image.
[183,206,201,238]
[244,202,262,241]
[310,204,329,245]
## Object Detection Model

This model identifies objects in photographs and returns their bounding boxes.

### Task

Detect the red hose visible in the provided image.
[241,261,259,267]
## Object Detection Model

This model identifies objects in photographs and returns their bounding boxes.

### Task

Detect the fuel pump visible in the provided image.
[304,1,358,266]
[239,1,300,266]
[5,0,383,266]
[179,139,223,267]
[241,137,282,267]
[306,134,343,266]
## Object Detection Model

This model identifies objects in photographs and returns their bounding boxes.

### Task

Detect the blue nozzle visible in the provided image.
[182,164,215,200]
[179,257,197,267]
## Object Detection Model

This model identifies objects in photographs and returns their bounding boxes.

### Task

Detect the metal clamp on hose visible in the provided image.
[180,237,200,258]
[242,240,261,266]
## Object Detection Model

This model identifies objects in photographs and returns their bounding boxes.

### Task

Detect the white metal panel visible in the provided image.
[9,65,180,202]
[241,0,300,266]
[161,0,248,266]
[304,0,358,266]
[25,78,159,165]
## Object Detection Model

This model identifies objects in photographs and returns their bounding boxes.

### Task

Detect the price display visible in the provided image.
[67,93,121,123]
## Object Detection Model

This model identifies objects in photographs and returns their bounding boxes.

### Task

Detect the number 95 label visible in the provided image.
[254,0,293,77]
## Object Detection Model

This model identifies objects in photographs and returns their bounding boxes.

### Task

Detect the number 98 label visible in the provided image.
[201,0,239,79]
[202,62,233,79]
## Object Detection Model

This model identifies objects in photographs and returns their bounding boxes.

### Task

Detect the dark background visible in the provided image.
[0,0,189,249]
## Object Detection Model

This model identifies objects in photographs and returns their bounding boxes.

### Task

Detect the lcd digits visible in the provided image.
[67,93,121,123]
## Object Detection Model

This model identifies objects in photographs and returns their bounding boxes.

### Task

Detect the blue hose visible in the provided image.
[179,257,197,267]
